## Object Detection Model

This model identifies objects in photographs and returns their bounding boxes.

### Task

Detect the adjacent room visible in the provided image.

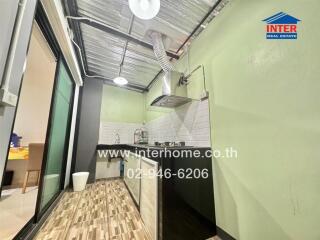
[0,22,56,240]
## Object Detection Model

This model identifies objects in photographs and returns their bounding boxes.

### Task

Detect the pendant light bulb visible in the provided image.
[113,77,128,85]
[128,0,160,20]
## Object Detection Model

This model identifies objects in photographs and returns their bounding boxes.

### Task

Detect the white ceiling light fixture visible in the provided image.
[113,76,128,85]
[128,0,160,20]
[200,0,216,7]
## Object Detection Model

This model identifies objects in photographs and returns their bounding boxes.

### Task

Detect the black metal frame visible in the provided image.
[33,3,62,223]
[217,226,237,240]
[34,55,75,221]
[175,0,223,55]
[71,16,180,60]
[0,0,41,197]
[12,216,36,240]
[0,0,41,237]
[35,4,60,59]
[0,2,76,239]
[24,189,66,240]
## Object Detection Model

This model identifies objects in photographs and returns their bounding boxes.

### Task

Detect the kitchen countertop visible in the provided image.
[96,143,211,151]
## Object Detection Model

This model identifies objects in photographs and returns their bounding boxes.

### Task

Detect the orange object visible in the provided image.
[8,147,29,160]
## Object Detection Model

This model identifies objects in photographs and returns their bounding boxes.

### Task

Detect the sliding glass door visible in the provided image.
[37,58,74,215]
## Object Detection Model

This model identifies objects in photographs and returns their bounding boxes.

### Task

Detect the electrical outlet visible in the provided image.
[0,89,18,107]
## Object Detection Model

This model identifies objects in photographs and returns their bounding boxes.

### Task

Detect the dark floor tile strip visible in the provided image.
[61,190,84,239]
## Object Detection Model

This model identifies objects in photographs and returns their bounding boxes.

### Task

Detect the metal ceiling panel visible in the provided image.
[81,23,160,87]
[81,23,125,78]
[132,0,215,51]
[74,0,230,89]
[118,42,161,86]
[77,0,131,33]
[77,0,218,52]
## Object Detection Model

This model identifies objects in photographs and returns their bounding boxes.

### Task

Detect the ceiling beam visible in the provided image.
[146,69,163,89]
[175,0,223,54]
[118,14,135,77]
[67,16,180,60]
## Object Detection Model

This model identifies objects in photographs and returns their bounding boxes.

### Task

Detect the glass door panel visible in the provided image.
[38,59,73,212]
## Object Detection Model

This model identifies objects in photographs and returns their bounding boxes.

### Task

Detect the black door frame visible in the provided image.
[0,2,77,239]
[0,0,41,197]
[33,3,76,221]
[34,55,75,221]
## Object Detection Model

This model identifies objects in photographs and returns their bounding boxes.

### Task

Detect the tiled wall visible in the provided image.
[146,99,211,147]
[99,122,143,144]
[99,100,211,147]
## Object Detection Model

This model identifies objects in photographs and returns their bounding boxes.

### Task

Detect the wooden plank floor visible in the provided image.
[34,179,151,240]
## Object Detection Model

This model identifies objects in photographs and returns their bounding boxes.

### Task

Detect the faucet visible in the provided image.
[134,128,141,144]
[115,133,120,144]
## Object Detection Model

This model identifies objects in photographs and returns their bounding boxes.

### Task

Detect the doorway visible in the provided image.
[0,13,75,238]
[0,22,56,240]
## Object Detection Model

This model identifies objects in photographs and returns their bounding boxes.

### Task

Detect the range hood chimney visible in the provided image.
[150,32,192,108]
[150,71,192,108]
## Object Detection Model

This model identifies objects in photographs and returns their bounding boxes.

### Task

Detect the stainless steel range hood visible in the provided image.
[151,71,193,108]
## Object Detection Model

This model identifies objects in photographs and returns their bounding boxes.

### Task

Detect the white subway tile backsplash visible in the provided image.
[99,100,211,147]
[146,99,211,147]
[99,122,143,144]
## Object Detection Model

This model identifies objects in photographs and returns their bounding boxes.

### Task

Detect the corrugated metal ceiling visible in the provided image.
[71,0,230,90]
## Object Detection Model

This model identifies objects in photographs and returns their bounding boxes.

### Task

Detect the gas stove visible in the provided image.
[153,141,186,147]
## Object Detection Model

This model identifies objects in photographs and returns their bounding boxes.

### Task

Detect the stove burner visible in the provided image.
[154,141,186,147]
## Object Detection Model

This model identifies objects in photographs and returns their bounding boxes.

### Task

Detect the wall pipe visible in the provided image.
[70,33,147,93]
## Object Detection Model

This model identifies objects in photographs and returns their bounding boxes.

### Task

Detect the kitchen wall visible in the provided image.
[101,85,145,123]
[146,0,320,239]
[98,85,145,179]
[99,85,145,144]
[100,85,211,147]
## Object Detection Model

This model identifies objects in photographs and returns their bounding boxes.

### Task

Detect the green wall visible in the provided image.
[101,85,145,123]
[146,0,320,239]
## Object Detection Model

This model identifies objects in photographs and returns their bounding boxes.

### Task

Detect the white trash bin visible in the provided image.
[72,172,89,191]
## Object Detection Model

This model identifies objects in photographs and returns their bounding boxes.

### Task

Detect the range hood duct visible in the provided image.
[150,32,192,108]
